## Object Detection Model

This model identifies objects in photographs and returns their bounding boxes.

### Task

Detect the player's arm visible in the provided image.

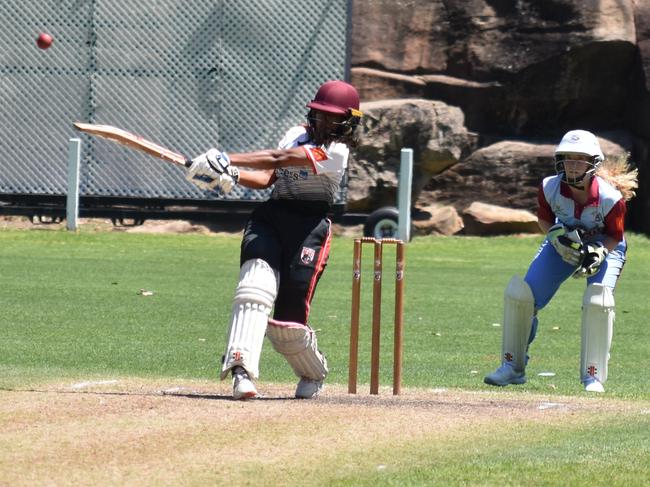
[185,147,312,188]
[231,144,347,176]
[601,199,626,251]
[229,147,312,170]
[186,145,345,191]
[537,218,553,234]
[536,183,555,234]
[237,169,276,189]
[536,184,584,265]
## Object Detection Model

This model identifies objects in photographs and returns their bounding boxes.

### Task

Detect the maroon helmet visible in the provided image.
[307,80,361,116]
[306,80,362,144]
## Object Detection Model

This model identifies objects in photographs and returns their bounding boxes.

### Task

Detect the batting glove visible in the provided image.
[213,166,240,194]
[573,242,608,278]
[186,149,233,191]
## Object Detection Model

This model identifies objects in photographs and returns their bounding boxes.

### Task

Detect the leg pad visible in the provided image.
[581,283,615,384]
[267,319,328,380]
[502,275,535,371]
[221,259,278,380]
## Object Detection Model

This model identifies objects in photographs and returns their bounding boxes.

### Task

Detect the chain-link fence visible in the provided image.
[0,0,349,206]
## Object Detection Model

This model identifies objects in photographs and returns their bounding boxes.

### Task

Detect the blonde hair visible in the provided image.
[595,153,638,201]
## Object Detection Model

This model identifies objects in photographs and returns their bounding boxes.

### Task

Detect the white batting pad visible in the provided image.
[266,319,328,380]
[221,259,278,380]
[502,275,535,371]
[581,283,615,384]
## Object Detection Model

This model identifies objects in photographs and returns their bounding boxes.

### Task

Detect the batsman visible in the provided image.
[484,130,638,392]
[185,80,362,399]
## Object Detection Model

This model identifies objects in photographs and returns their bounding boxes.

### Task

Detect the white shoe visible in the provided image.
[232,366,257,400]
[583,375,605,393]
[295,377,323,399]
[484,362,527,386]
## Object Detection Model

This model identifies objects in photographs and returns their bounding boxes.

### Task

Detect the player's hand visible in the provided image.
[573,242,608,278]
[213,166,240,193]
[548,224,584,266]
[186,149,232,190]
[194,148,231,174]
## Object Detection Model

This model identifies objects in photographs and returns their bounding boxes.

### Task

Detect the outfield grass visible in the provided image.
[1,228,649,486]
[0,229,649,400]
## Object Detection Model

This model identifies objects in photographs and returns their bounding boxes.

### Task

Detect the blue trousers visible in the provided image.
[523,239,626,345]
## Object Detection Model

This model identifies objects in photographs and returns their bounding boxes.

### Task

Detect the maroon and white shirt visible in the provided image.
[538,174,626,243]
[270,126,349,203]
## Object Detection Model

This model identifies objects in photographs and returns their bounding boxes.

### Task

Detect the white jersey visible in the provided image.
[540,174,624,242]
[270,126,349,203]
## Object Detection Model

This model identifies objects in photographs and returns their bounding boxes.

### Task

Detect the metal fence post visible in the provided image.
[66,138,81,231]
[398,148,413,242]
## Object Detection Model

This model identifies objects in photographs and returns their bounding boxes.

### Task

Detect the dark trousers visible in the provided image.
[240,199,332,324]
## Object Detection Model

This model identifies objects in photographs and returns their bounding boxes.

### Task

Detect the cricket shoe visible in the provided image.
[484,362,527,386]
[295,377,323,399]
[582,375,605,393]
[232,366,257,400]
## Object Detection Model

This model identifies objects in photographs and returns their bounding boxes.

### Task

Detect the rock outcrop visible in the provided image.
[349,99,474,212]
[348,0,650,234]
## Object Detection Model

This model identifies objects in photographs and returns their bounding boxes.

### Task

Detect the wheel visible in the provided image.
[111,218,146,227]
[363,206,399,239]
[32,215,63,225]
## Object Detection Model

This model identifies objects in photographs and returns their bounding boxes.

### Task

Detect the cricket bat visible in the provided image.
[73,122,236,191]
[73,122,191,168]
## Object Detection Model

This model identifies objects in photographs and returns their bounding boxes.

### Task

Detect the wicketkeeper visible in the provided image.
[484,129,637,392]
[185,80,362,399]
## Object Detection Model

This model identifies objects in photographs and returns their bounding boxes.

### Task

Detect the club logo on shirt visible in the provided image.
[308,147,328,162]
[300,246,316,264]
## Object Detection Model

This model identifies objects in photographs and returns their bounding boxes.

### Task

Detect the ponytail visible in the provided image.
[595,153,638,201]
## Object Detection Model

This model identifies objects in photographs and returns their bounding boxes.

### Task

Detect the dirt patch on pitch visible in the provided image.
[1,378,646,486]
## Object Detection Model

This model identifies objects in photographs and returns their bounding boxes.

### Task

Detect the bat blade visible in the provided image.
[73,122,190,168]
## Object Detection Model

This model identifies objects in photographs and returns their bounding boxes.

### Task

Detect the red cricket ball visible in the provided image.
[37,32,53,50]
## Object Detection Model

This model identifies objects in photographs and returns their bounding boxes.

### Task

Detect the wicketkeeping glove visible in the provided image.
[547,224,584,266]
[573,242,608,278]
[186,149,235,191]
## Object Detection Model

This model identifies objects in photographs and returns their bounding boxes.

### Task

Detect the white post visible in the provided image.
[66,138,81,231]
[398,148,413,242]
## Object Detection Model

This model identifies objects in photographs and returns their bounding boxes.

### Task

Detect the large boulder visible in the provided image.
[461,202,539,236]
[348,99,474,211]
[422,140,553,212]
[421,134,631,213]
[412,204,464,236]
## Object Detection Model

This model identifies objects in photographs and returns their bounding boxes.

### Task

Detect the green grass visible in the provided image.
[1,228,649,485]
[0,229,649,400]
[322,414,650,486]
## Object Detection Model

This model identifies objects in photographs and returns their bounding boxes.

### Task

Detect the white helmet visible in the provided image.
[554,130,604,186]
